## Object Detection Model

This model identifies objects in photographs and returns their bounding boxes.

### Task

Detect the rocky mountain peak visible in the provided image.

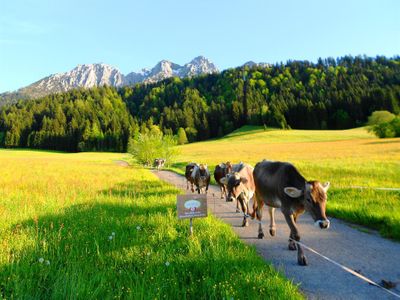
[1,57,219,101]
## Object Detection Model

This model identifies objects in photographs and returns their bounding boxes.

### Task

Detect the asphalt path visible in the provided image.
[154,170,400,300]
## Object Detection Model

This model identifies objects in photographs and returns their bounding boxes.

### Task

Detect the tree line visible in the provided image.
[1,55,399,151]
[0,87,135,152]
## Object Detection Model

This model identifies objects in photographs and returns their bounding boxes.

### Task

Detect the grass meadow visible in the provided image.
[0,150,301,299]
[172,126,400,240]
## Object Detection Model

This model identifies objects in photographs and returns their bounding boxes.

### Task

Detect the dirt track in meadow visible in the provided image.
[154,170,400,300]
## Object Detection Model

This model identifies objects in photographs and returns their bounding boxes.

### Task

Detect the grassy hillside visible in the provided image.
[0,150,301,299]
[173,126,400,240]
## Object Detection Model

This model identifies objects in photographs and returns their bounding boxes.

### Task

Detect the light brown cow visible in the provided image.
[221,164,275,230]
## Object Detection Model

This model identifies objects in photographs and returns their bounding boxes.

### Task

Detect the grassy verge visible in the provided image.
[328,188,400,240]
[0,150,301,299]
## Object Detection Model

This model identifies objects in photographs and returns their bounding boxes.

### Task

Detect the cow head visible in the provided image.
[284,181,330,229]
[220,172,248,202]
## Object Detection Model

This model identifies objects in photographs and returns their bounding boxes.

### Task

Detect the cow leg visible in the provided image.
[186,180,189,190]
[283,213,307,266]
[288,207,304,248]
[191,182,194,193]
[268,206,276,236]
[256,204,264,239]
[244,197,250,227]
[219,185,224,199]
[238,196,249,227]
[221,185,226,199]
[235,199,241,213]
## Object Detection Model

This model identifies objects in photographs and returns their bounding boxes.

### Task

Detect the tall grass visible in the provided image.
[0,150,301,299]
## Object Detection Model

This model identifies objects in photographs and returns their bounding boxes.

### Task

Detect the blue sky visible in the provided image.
[1,0,399,93]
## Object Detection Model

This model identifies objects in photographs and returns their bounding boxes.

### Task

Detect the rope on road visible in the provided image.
[288,238,400,299]
[349,186,400,191]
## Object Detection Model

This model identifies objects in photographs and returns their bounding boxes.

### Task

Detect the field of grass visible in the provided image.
[173,126,400,240]
[0,149,301,299]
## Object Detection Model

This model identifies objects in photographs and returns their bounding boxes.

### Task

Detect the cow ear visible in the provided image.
[322,182,330,192]
[240,177,248,184]
[284,187,303,198]
[220,177,227,185]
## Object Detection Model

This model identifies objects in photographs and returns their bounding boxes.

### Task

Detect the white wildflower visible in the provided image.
[136,226,141,231]
[147,252,151,256]
[45,260,50,265]
[109,235,113,240]
[165,261,170,267]
[38,257,44,263]
[111,232,115,236]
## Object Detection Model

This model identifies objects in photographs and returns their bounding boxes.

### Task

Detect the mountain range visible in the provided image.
[0,56,218,101]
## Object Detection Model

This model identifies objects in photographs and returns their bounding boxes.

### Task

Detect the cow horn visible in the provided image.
[322,181,330,192]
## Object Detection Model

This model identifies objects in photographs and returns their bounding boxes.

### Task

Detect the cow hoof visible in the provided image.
[242,220,249,227]
[235,208,241,213]
[269,228,276,236]
[221,196,224,199]
[298,255,308,266]
[258,232,264,239]
[288,241,297,251]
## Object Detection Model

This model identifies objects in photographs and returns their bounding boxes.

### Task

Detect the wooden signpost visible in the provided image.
[177,194,208,236]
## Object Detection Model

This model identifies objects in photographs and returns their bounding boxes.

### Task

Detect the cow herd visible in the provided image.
[184,160,331,266]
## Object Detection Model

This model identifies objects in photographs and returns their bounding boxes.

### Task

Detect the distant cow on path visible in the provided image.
[191,164,210,194]
[154,158,166,170]
[253,160,330,266]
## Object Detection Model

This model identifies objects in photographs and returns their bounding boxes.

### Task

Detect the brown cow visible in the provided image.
[253,160,330,266]
[221,163,275,229]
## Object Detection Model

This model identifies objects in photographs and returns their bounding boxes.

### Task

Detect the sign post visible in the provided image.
[177,194,208,236]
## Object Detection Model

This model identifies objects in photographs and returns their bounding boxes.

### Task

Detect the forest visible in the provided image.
[0,55,399,152]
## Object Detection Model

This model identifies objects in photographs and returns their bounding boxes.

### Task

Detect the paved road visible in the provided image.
[154,170,400,300]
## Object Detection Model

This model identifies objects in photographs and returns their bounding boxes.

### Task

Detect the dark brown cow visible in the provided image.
[253,160,330,266]
[191,164,210,194]
[185,163,198,192]
[214,162,230,199]
[221,164,275,229]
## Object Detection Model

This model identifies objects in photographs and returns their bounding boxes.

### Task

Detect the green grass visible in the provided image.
[328,188,400,239]
[0,150,301,299]
[173,126,400,240]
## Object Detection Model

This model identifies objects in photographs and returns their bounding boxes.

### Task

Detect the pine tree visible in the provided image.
[177,127,188,145]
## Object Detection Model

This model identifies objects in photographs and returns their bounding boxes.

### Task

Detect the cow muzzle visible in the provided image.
[314,219,330,229]
[227,196,235,202]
